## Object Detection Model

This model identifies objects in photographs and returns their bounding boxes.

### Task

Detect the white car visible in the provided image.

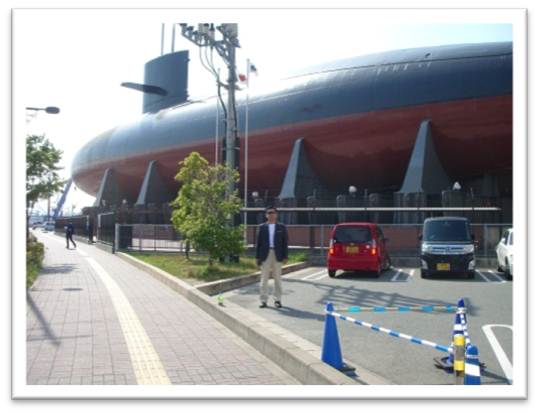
[42,221,55,232]
[496,228,513,280]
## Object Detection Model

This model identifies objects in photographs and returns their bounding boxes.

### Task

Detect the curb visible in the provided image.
[116,252,390,385]
[195,261,309,295]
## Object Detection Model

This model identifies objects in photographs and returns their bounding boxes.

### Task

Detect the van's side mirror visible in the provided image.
[418,234,423,241]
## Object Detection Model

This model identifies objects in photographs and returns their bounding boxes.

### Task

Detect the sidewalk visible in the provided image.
[27,231,298,385]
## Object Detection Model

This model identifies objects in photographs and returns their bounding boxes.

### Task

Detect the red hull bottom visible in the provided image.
[73,95,512,201]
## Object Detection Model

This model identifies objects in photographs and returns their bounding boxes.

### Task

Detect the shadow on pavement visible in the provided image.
[26,292,60,347]
[39,263,78,275]
[259,304,325,323]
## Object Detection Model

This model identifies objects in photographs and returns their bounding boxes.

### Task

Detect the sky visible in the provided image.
[14,9,513,216]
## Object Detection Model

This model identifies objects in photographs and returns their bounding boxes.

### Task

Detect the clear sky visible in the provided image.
[14,9,512,216]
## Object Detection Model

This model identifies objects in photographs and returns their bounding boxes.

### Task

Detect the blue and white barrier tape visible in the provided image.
[326,310,452,354]
[334,305,456,313]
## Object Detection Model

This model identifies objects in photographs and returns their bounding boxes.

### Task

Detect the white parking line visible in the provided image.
[391,269,402,282]
[284,267,319,279]
[301,269,327,280]
[311,272,329,281]
[482,324,513,384]
[476,270,491,282]
[488,270,507,283]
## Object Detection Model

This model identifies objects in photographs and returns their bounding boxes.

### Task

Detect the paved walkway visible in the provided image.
[27,231,298,385]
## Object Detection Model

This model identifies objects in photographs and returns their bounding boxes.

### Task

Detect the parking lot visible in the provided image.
[224,266,513,385]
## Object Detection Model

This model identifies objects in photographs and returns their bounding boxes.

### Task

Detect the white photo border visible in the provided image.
[11,7,527,399]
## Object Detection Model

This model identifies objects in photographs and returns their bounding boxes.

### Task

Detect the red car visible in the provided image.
[327,222,391,277]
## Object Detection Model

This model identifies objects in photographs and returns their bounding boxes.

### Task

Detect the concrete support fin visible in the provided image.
[93,168,121,208]
[398,120,452,194]
[135,161,171,206]
[278,138,327,200]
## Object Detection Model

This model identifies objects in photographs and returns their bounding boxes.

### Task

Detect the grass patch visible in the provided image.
[288,251,309,263]
[128,253,259,283]
[128,251,308,283]
[27,236,44,288]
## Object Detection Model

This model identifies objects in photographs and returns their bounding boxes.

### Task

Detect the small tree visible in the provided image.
[26,134,64,237]
[171,152,244,265]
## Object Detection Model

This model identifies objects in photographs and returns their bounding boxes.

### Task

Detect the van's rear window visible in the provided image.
[334,226,372,243]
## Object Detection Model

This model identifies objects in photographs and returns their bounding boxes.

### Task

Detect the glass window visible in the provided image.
[508,232,513,246]
[334,226,372,243]
[423,220,471,242]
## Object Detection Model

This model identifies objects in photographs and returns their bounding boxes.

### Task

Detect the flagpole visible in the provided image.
[243,59,250,245]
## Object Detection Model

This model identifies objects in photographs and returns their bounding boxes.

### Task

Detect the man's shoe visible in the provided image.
[274,301,282,309]
[259,302,267,308]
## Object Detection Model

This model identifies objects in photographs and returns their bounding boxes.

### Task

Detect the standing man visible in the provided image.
[65,221,77,249]
[256,206,288,308]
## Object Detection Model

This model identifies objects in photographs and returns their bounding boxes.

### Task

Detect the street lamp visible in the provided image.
[26,106,60,114]
[26,106,60,124]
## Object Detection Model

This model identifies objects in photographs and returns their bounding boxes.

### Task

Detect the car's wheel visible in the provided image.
[505,259,512,280]
[328,269,336,278]
[384,257,392,271]
[421,270,429,279]
[466,270,475,279]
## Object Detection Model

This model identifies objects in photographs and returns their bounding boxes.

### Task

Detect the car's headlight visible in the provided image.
[462,244,475,254]
[421,243,432,253]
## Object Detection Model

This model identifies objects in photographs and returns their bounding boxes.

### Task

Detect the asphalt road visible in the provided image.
[224,266,513,385]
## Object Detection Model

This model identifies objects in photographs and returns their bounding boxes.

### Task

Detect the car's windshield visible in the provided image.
[334,226,372,243]
[423,220,471,242]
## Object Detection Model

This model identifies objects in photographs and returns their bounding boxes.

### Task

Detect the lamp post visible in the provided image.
[26,106,61,223]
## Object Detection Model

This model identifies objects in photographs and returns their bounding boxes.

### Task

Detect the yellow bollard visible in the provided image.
[453,333,465,385]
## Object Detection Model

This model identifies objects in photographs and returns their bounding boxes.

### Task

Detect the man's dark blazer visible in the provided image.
[256,222,289,263]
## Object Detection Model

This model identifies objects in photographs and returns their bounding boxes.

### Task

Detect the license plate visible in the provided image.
[345,246,359,254]
[437,263,451,271]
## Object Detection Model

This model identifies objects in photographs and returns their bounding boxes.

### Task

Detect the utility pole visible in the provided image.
[179,23,240,199]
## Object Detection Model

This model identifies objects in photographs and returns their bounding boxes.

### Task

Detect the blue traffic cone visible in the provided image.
[321,302,343,370]
[457,298,466,312]
[464,345,481,385]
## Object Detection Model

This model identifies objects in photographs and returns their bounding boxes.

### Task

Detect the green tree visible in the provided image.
[26,134,64,236]
[171,152,244,265]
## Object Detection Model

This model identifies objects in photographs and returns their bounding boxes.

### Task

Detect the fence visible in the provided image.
[97,212,116,245]
[109,222,509,257]
[246,223,511,258]
[114,224,188,252]
[52,216,512,259]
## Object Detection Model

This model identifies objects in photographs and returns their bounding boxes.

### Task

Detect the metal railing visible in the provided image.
[112,222,510,258]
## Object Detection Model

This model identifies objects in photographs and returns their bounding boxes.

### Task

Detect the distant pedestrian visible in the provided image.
[256,206,288,308]
[87,218,94,244]
[65,221,77,249]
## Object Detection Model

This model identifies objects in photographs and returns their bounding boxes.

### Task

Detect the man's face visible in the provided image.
[266,209,277,222]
